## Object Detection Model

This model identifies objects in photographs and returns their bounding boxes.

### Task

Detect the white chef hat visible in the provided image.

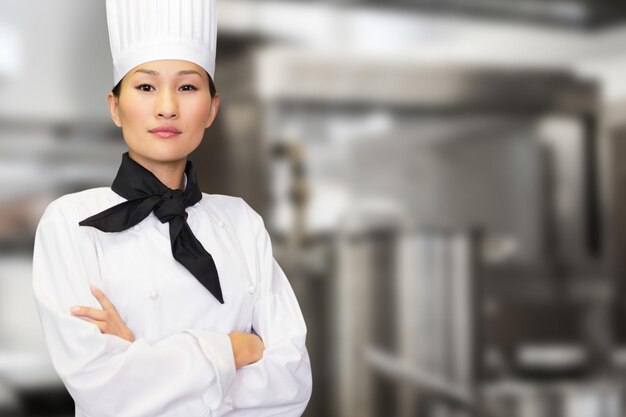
[105,0,217,87]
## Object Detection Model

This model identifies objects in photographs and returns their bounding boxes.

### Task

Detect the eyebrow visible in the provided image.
[133,69,203,78]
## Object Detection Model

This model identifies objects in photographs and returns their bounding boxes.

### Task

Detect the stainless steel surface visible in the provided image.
[335,218,478,417]
[483,380,623,417]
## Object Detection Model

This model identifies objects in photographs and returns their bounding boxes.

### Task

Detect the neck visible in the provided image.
[128,150,186,190]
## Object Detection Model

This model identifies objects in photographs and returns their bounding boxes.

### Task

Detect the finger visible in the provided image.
[90,285,118,312]
[79,316,133,342]
[90,287,125,327]
[76,317,111,334]
[70,306,107,321]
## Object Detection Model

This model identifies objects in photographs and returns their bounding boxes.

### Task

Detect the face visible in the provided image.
[107,59,220,169]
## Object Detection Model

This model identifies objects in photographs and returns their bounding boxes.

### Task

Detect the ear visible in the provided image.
[205,93,221,128]
[107,92,122,128]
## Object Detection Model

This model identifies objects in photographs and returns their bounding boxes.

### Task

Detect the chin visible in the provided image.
[129,146,196,165]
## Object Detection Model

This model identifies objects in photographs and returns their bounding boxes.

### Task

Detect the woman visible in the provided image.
[31,1,312,416]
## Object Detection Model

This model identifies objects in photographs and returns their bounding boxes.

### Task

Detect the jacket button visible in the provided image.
[148,290,159,300]
[247,285,256,294]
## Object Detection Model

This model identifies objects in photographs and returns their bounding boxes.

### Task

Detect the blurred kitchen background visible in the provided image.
[2,0,626,416]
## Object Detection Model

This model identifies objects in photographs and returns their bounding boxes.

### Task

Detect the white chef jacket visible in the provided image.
[31,187,312,417]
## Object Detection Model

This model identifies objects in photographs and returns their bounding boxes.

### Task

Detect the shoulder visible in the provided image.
[40,187,123,225]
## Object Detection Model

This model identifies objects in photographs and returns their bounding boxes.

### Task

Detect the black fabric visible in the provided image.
[79,152,224,304]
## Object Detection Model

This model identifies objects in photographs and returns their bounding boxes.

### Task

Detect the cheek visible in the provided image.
[119,97,150,130]
[185,99,212,130]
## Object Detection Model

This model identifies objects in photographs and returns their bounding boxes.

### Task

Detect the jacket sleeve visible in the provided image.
[222,203,312,416]
[32,201,237,417]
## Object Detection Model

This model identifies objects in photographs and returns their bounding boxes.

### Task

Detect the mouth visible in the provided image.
[149,125,182,138]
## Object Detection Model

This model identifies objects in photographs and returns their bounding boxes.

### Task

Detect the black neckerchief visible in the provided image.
[79,152,224,304]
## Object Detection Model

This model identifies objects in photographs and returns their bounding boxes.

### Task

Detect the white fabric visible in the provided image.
[32,188,312,417]
[106,0,217,86]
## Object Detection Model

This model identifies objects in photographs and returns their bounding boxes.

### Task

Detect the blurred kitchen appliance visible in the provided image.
[607,126,626,348]
[334,216,479,417]
[482,380,622,417]
[385,0,626,29]
[189,45,603,417]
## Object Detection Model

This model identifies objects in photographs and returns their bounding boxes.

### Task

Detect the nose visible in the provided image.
[155,89,178,119]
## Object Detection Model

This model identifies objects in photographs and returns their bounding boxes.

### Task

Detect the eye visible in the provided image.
[136,84,154,92]
[179,84,198,92]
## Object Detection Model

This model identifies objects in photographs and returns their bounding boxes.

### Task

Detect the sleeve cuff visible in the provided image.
[183,330,237,408]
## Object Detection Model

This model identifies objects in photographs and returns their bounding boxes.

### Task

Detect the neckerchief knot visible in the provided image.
[78,152,224,304]
[155,189,186,224]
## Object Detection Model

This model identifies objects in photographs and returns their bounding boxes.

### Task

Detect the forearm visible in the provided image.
[35,293,236,417]
[223,337,312,416]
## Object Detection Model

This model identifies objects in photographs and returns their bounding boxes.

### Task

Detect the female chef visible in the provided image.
[31,0,312,416]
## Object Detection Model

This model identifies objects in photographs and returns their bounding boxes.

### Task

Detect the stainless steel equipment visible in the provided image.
[213,47,605,417]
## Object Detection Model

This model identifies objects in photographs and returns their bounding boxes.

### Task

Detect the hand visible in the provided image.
[228,332,265,369]
[70,285,135,343]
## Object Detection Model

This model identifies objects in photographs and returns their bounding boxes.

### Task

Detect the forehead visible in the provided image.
[128,60,207,78]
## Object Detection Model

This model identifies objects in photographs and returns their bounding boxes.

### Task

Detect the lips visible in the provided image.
[149,125,182,138]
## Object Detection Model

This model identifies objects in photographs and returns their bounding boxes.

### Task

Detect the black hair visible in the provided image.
[111,71,217,98]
